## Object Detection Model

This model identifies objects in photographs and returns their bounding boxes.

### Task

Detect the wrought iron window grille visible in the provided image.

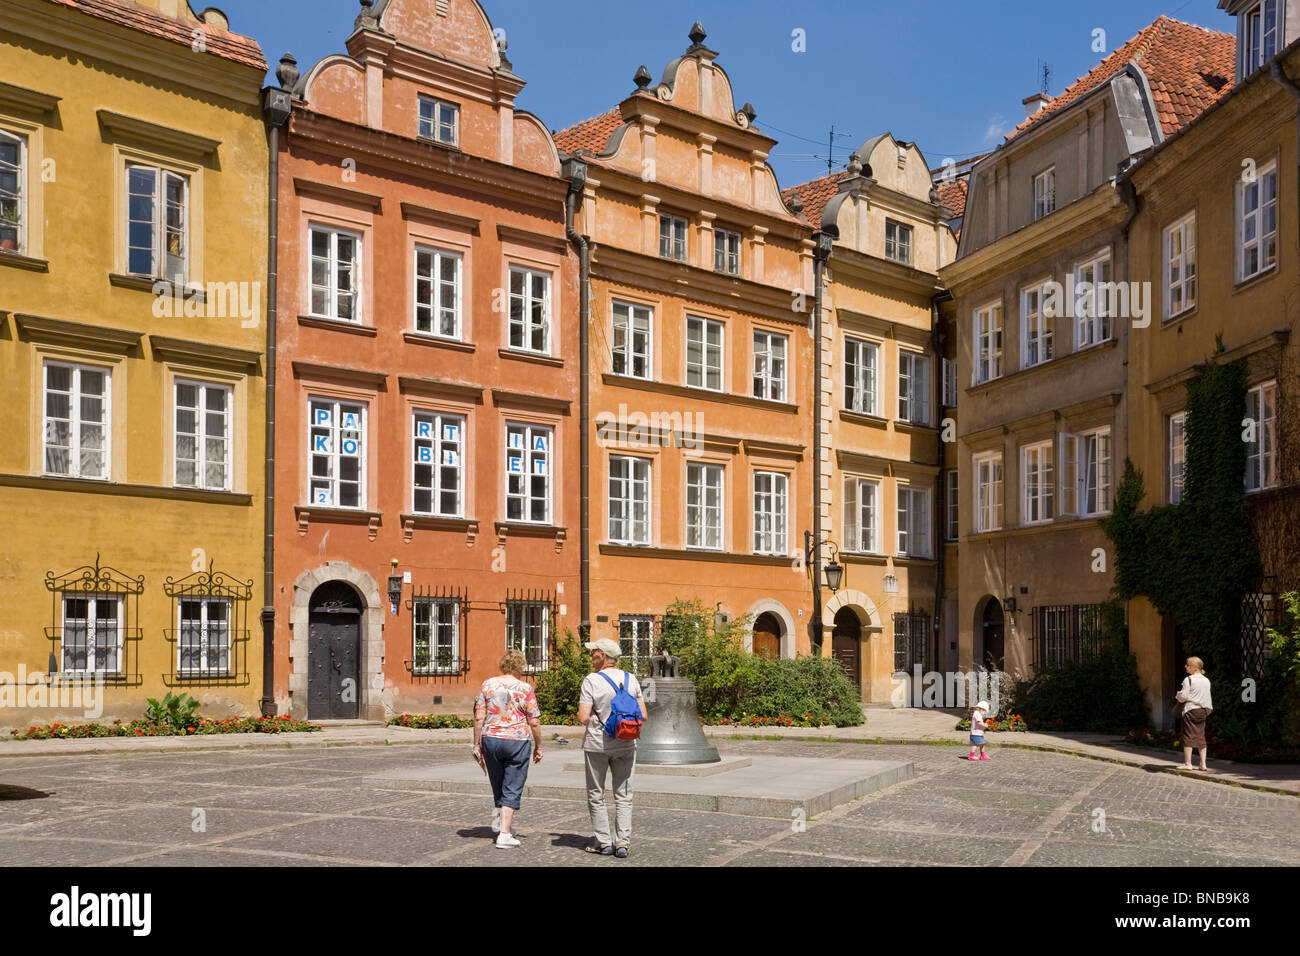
[44,554,144,685]
[406,585,470,677]
[502,588,557,674]
[893,608,930,674]
[1032,603,1107,670]
[163,561,252,685]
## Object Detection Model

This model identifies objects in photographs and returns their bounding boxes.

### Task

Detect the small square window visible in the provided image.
[418,96,459,145]
[885,220,912,265]
[659,214,688,261]
[714,228,741,274]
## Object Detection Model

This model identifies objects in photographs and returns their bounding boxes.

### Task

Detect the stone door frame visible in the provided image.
[289,562,386,721]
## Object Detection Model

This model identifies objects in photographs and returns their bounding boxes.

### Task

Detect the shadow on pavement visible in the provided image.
[0,784,50,801]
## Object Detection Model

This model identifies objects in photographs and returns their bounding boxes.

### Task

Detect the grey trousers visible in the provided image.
[583,749,635,848]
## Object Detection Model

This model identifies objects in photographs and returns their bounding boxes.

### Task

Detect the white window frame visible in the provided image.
[686,316,724,391]
[1245,380,1278,492]
[1244,0,1281,75]
[505,422,552,524]
[506,601,550,674]
[843,476,881,554]
[898,350,931,425]
[413,597,461,674]
[413,245,462,339]
[308,398,367,509]
[752,329,788,402]
[973,453,1003,533]
[176,596,232,677]
[508,266,551,354]
[941,357,958,408]
[885,219,913,265]
[686,462,724,551]
[611,301,652,379]
[714,227,741,275]
[946,469,959,541]
[618,615,655,671]
[973,303,1003,384]
[897,484,931,558]
[412,411,463,518]
[659,213,688,262]
[60,594,123,676]
[1021,440,1055,525]
[1164,213,1197,319]
[1168,411,1186,505]
[1073,250,1112,349]
[126,162,188,280]
[174,379,232,491]
[1064,428,1112,517]
[0,129,26,255]
[417,95,459,145]
[1021,279,1054,368]
[43,360,111,481]
[752,470,788,556]
[845,337,879,415]
[609,455,651,546]
[1033,167,1056,220]
[309,225,362,323]
[1238,160,1278,283]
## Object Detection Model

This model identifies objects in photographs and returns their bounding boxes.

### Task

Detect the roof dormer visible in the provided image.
[1220,0,1295,81]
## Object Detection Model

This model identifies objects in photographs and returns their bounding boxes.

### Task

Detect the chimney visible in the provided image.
[1022,92,1051,119]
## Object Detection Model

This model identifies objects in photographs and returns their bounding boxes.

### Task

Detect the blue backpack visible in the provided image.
[598,670,643,740]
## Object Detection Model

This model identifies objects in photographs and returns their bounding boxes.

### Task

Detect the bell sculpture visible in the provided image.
[636,652,720,764]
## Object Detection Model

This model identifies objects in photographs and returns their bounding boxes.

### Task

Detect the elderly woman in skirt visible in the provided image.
[1175,656,1213,771]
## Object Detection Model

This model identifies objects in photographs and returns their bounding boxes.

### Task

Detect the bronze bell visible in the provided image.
[636,653,720,764]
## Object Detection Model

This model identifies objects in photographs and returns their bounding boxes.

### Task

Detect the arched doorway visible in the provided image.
[832,606,862,690]
[979,597,1005,671]
[307,581,363,719]
[752,612,782,660]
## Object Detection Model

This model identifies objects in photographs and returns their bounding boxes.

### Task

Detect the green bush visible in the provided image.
[1015,644,1147,733]
[387,714,473,729]
[533,630,589,720]
[144,692,200,732]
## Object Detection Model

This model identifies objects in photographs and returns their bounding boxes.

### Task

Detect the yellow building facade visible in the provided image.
[789,135,956,701]
[1125,36,1300,725]
[0,0,268,728]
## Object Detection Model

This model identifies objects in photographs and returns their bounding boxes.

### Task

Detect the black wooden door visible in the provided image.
[308,610,360,719]
[832,632,861,690]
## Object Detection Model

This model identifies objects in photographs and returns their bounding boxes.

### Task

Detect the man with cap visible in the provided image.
[577,637,648,858]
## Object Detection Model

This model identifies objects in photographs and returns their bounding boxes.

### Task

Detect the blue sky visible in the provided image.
[215,0,1232,188]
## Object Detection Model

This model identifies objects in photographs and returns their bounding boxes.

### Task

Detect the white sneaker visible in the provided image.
[492,807,502,833]
[494,832,521,848]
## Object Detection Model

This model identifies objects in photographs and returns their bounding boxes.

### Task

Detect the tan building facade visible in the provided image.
[1124,20,1300,724]
[941,18,1236,680]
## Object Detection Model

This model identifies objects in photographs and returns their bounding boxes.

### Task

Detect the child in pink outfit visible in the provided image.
[968,701,991,760]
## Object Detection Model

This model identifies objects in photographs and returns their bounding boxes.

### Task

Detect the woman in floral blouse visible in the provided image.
[473,650,543,848]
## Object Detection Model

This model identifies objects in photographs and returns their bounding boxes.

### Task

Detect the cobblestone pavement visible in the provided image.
[1,739,1296,866]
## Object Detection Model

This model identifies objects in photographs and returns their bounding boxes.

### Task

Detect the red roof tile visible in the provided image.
[554,110,626,156]
[781,171,850,227]
[935,178,967,219]
[1007,16,1233,143]
[41,0,266,71]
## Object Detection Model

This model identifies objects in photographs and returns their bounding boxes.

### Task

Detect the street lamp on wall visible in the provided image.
[804,531,842,592]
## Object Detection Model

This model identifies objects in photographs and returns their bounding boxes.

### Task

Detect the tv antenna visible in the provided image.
[823,125,854,175]
[1037,60,1051,95]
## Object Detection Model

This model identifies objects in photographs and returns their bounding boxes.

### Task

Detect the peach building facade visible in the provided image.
[557,25,816,667]
[272,0,578,717]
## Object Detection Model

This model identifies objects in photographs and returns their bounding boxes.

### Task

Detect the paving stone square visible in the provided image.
[1,739,1297,867]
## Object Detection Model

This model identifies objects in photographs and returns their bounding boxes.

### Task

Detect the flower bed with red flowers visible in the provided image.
[955,714,1029,732]
[388,714,475,729]
[1123,727,1300,764]
[9,715,320,740]
[710,712,834,728]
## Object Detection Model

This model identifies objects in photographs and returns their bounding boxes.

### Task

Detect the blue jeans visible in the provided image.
[482,736,532,810]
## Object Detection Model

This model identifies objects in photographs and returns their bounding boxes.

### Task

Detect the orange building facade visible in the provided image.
[557,25,817,665]
[271,0,578,717]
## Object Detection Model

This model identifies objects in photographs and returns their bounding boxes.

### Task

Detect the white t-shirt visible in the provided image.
[1177,672,1213,712]
[971,708,988,734]
[579,668,644,754]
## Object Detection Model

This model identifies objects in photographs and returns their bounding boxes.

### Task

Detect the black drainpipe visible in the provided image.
[261,62,294,717]
[562,156,591,639]
[931,291,950,672]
